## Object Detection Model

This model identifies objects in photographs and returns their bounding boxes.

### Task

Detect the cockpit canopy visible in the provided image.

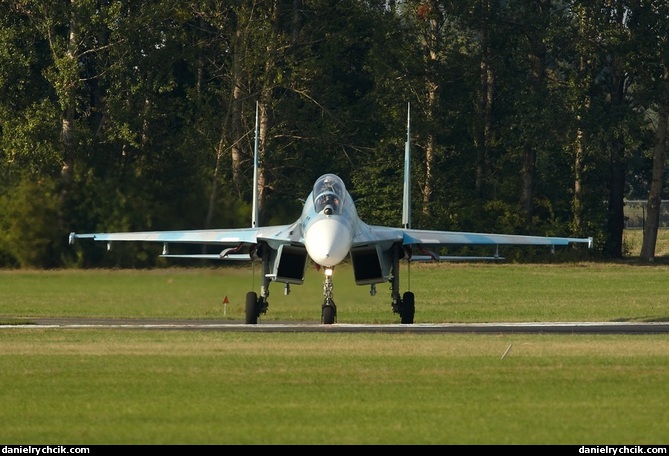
[313,174,346,215]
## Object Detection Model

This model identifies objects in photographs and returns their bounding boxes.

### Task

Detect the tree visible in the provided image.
[637,1,669,261]
[562,0,648,258]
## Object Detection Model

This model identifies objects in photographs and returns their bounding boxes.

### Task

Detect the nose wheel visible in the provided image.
[322,301,336,324]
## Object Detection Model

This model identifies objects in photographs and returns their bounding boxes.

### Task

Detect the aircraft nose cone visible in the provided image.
[304,217,352,267]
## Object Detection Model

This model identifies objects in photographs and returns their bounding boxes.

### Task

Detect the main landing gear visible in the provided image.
[392,291,415,324]
[245,250,271,324]
[244,244,416,325]
[318,244,415,325]
[245,291,268,324]
[390,245,415,324]
[244,276,415,325]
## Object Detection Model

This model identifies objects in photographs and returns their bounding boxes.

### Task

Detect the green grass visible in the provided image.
[623,228,669,257]
[2,262,669,323]
[1,260,669,444]
[0,330,667,444]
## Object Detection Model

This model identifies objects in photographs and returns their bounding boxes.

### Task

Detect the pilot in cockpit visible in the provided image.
[319,193,338,207]
[314,174,345,215]
[318,193,340,215]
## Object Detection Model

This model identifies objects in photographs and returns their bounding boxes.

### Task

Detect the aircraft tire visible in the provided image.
[322,305,336,325]
[401,292,415,324]
[245,291,259,324]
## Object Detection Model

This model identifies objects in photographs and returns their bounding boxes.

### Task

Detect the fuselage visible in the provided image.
[301,174,357,267]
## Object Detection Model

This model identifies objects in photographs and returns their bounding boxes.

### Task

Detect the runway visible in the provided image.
[3,318,669,334]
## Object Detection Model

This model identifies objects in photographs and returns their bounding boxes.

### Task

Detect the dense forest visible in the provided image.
[0,0,667,269]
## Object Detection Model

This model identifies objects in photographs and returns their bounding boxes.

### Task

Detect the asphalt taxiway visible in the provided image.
[2,318,668,334]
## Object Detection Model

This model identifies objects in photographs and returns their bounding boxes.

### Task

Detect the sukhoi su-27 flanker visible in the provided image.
[70,103,592,324]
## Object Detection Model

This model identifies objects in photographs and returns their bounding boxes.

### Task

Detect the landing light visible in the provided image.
[325,268,333,277]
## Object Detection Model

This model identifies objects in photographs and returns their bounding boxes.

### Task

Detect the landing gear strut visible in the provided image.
[321,268,337,324]
[245,248,271,324]
[244,244,416,325]
[390,245,415,324]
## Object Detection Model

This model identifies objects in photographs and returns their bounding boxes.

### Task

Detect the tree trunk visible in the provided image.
[520,8,548,228]
[230,24,245,196]
[205,133,225,230]
[422,83,437,217]
[520,146,536,225]
[59,0,78,225]
[603,55,630,259]
[256,101,270,225]
[571,5,595,236]
[606,150,627,258]
[640,65,669,261]
[417,0,442,217]
[573,124,585,233]
[475,46,494,197]
[255,0,282,226]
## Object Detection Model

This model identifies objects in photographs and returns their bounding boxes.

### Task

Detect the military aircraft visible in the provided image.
[69,103,593,325]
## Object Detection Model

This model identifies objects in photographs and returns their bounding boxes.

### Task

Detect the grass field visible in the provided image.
[1,242,669,444]
[623,228,669,257]
[1,330,667,445]
[2,261,669,324]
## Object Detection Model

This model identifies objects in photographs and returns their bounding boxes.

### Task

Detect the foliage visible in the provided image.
[0,176,62,268]
[0,1,667,267]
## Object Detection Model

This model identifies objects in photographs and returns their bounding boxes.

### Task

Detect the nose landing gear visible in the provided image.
[321,268,337,324]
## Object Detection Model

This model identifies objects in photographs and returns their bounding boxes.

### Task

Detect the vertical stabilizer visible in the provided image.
[252,101,259,228]
[402,102,411,229]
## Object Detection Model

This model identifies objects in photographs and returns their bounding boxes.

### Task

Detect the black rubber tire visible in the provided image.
[401,291,415,324]
[322,305,336,325]
[245,291,259,324]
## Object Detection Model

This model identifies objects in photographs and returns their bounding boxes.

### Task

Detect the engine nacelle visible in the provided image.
[268,244,308,284]
[350,245,392,285]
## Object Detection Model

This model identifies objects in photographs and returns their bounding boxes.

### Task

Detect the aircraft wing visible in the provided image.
[358,225,592,261]
[360,225,592,247]
[399,228,593,248]
[69,223,302,260]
